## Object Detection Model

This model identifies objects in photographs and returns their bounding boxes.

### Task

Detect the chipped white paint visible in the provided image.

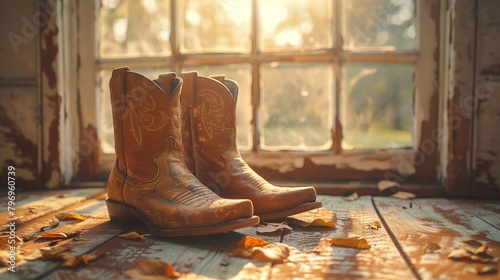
[414,0,440,141]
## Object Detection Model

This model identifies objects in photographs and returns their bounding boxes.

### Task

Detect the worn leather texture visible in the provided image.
[180,73,319,217]
[107,67,255,230]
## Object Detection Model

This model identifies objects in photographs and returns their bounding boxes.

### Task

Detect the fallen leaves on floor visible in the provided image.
[231,236,289,263]
[467,265,499,275]
[235,236,270,250]
[56,213,89,221]
[0,249,23,267]
[448,248,498,263]
[341,191,359,201]
[40,230,82,240]
[423,242,441,254]
[289,218,335,228]
[40,243,105,268]
[40,217,60,231]
[40,244,75,260]
[391,191,416,200]
[377,180,400,194]
[459,240,490,255]
[40,232,69,239]
[126,259,180,279]
[366,221,382,230]
[286,208,335,228]
[60,252,106,268]
[257,222,292,235]
[328,236,371,249]
[232,242,290,264]
[118,231,145,241]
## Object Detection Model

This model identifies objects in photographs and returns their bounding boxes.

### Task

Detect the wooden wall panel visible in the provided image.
[473,0,500,197]
[0,0,41,190]
[442,0,476,196]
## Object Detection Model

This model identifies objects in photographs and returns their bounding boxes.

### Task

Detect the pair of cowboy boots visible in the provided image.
[106,67,322,237]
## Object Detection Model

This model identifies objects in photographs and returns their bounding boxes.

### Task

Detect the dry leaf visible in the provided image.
[448,249,498,263]
[257,222,292,235]
[236,236,270,250]
[341,191,359,201]
[65,230,83,238]
[40,232,68,239]
[377,180,400,193]
[40,217,60,231]
[0,235,23,250]
[287,217,335,228]
[126,259,180,279]
[391,191,416,200]
[459,240,490,255]
[39,244,74,260]
[0,249,23,267]
[232,243,290,264]
[423,242,441,254]
[366,221,382,230]
[328,237,371,249]
[60,252,106,268]
[119,231,145,241]
[56,213,88,221]
[250,243,290,263]
[468,265,499,275]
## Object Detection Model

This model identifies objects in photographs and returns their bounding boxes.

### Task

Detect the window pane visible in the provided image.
[341,63,413,150]
[341,0,416,51]
[99,0,171,58]
[180,0,251,53]
[260,62,333,150]
[259,0,333,52]
[182,64,253,151]
[99,67,171,153]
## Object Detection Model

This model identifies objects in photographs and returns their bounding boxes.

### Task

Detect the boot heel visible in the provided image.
[106,200,138,224]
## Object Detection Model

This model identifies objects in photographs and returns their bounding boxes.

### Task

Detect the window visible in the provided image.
[95,0,439,182]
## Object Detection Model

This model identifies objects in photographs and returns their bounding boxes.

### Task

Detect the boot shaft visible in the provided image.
[109,67,183,181]
[180,72,241,174]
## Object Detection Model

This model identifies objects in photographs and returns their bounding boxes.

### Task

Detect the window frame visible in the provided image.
[83,0,440,184]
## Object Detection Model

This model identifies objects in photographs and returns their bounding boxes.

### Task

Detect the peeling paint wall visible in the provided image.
[0,0,41,190]
[473,0,500,196]
[442,0,476,196]
[0,0,76,189]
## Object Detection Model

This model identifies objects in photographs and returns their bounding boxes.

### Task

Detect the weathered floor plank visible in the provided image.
[44,223,277,280]
[2,189,499,280]
[450,199,500,229]
[272,196,416,280]
[374,197,500,280]
[0,188,105,232]
[1,199,132,280]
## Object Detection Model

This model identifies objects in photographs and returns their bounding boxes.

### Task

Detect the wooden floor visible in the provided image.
[1,188,499,280]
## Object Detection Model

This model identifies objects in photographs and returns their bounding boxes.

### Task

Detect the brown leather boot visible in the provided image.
[179,72,322,221]
[106,67,259,237]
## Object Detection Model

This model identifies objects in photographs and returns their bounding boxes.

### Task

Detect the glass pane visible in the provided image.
[99,0,171,58]
[99,67,171,153]
[341,63,413,150]
[182,64,253,151]
[180,0,251,53]
[259,0,333,52]
[341,0,416,51]
[260,62,333,150]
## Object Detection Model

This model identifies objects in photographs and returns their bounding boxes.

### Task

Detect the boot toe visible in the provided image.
[213,198,254,223]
